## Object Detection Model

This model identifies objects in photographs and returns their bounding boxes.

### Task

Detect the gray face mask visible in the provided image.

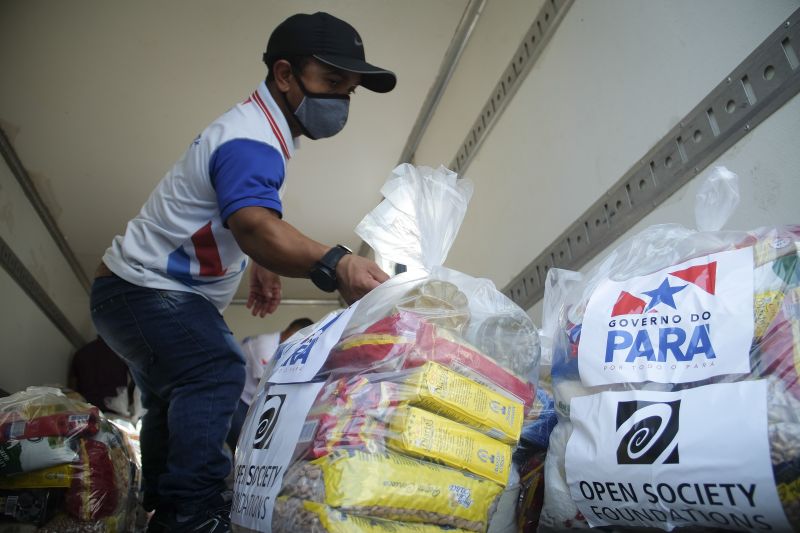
[291,74,350,140]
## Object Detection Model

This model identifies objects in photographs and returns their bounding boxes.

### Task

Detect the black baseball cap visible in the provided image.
[263,12,396,93]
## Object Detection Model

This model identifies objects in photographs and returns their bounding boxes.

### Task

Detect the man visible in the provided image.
[225,317,314,451]
[90,12,394,533]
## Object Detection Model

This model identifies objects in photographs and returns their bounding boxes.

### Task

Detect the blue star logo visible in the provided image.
[642,278,687,311]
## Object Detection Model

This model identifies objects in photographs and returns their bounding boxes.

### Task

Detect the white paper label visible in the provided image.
[578,247,754,386]
[268,302,359,384]
[565,381,790,531]
[230,381,324,532]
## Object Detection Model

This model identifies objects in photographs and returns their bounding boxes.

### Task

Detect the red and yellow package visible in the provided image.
[327,312,535,407]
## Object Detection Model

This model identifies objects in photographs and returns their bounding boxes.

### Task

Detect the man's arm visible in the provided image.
[229,206,326,276]
[228,206,388,303]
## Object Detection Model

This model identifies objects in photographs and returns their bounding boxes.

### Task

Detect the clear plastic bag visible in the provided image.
[0,387,140,532]
[354,164,473,272]
[232,165,540,533]
[538,168,800,531]
[325,309,536,407]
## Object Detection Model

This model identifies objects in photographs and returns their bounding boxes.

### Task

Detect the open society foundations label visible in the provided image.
[565,381,790,531]
[231,381,325,532]
[578,247,754,386]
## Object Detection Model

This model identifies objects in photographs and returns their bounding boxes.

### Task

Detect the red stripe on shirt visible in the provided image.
[192,222,227,277]
[252,91,290,160]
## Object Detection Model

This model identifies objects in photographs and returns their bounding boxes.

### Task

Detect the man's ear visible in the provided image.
[273,59,293,92]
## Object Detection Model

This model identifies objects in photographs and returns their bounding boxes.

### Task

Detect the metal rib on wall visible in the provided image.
[0,235,86,349]
[449,0,574,175]
[0,128,90,292]
[357,0,487,259]
[503,8,800,310]
[358,0,573,260]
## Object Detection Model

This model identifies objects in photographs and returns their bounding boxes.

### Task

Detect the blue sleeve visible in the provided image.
[209,139,285,226]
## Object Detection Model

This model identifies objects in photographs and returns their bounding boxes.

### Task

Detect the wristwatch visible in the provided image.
[310,245,352,292]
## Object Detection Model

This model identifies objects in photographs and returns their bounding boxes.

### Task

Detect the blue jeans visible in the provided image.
[90,275,245,515]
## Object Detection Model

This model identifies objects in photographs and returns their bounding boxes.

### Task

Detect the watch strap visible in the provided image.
[319,244,351,271]
[310,245,352,292]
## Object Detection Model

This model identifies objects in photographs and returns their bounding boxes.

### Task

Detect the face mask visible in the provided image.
[289,71,350,140]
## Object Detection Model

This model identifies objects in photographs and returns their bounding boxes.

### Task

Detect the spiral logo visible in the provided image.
[253,394,285,450]
[615,400,679,465]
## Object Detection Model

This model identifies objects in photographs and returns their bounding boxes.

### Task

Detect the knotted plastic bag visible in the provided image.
[232,164,540,533]
[537,167,799,531]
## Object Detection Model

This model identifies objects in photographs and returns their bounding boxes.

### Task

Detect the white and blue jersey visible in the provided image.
[103,82,295,311]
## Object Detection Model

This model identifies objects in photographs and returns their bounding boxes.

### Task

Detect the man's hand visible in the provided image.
[336,255,389,304]
[247,264,282,317]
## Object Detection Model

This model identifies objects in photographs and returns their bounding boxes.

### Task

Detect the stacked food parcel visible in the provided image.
[231,165,541,532]
[0,387,140,532]
[538,170,799,532]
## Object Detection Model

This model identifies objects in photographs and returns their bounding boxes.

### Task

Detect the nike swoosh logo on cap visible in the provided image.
[354,37,363,46]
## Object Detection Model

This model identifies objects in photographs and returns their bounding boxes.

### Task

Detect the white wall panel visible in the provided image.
[0,268,73,393]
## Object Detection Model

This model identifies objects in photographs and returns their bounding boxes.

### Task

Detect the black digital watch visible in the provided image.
[309,244,352,292]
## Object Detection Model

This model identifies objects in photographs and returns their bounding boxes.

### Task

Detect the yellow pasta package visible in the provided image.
[280,449,503,532]
[387,405,512,485]
[403,362,523,443]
